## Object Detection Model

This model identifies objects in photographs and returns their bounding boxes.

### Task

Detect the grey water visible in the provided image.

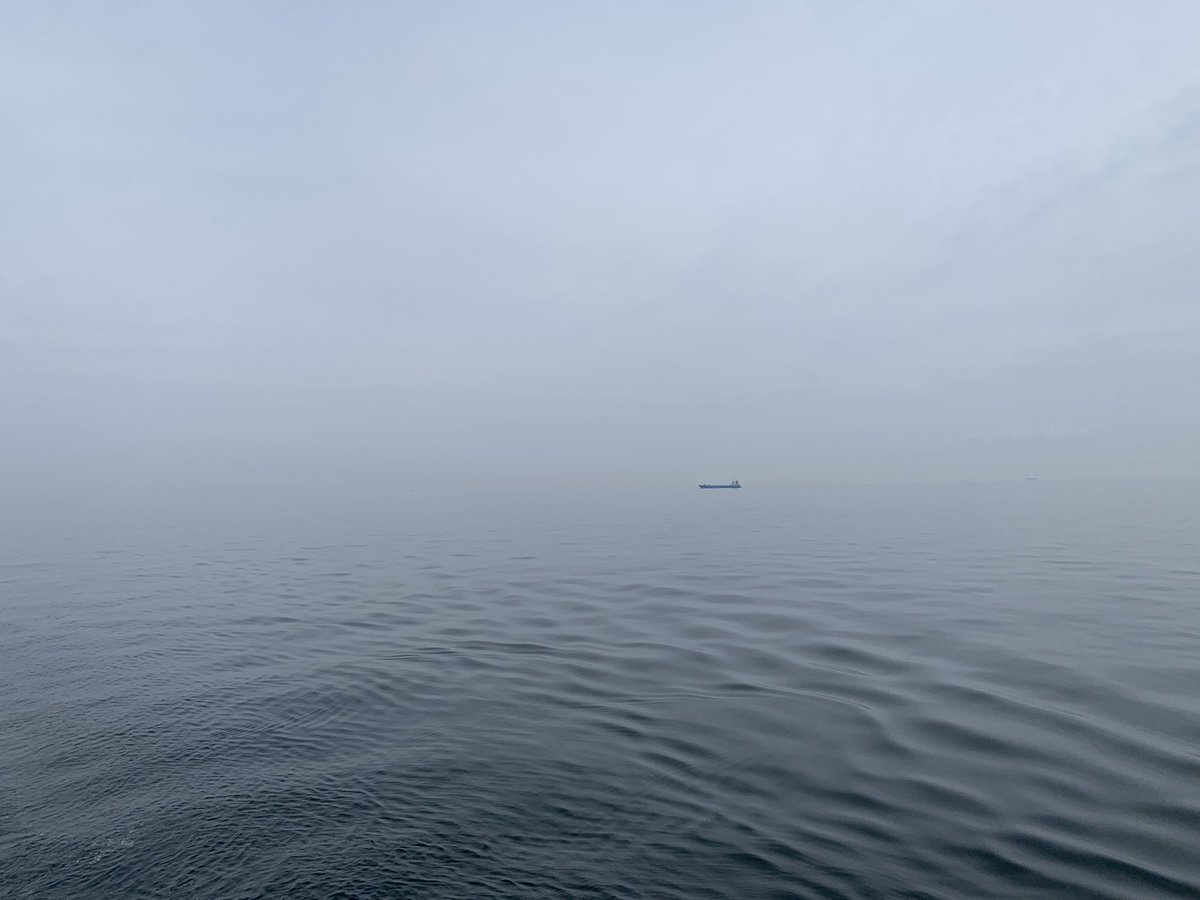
[3,481,1199,899]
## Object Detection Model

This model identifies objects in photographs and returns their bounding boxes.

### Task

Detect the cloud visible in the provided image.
[2,1,1199,508]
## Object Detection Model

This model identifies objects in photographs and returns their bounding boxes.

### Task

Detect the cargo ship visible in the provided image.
[699,480,741,489]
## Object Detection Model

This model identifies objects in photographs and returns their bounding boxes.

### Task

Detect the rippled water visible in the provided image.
[4,481,1200,898]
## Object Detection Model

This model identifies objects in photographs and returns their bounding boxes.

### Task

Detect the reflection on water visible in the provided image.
[3,482,1199,898]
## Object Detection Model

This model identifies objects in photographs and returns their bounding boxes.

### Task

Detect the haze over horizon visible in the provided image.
[5,2,1200,513]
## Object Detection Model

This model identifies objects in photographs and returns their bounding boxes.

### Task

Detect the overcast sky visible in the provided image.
[4,1,1199,511]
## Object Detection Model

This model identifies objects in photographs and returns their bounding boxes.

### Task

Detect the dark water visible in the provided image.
[4,481,1200,899]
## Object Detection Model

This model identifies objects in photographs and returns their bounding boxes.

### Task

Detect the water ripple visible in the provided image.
[3,482,1199,897]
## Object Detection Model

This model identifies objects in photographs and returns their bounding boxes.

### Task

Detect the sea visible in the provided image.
[3,480,1199,899]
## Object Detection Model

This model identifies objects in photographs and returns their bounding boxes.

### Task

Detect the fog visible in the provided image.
[5,2,1199,516]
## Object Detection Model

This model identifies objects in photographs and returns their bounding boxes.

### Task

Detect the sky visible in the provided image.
[4,1,1200,513]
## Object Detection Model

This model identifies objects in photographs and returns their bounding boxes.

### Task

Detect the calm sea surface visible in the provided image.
[3,481,1199,898]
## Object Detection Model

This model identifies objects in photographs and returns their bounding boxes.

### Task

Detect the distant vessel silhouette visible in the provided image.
[699,480,741,489]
